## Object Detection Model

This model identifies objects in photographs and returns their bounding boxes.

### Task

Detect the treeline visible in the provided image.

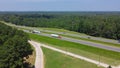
[0,12,120,39]
[0,23,33,68]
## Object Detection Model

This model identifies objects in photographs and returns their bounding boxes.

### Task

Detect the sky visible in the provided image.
[0,0,120,11]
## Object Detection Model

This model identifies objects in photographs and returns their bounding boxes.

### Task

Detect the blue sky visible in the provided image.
[0,0,120,11]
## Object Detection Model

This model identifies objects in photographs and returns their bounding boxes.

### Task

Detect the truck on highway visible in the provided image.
[50,34,62,38]
[32,30,41,34]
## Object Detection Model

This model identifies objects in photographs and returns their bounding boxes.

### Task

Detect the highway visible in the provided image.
[4,22,120,52]
[37,33,120,52]
[23,29,120,52]
[38,29,120,44]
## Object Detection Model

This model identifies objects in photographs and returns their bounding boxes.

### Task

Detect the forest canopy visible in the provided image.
[0,22,33,68]
[0,12,120,39]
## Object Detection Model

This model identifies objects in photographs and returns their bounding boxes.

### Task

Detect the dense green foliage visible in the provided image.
[0,12,120,39]
[0,23,33,68]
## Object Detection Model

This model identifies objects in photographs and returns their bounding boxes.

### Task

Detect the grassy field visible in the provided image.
[29,33,120,66]
[42,47,103,68]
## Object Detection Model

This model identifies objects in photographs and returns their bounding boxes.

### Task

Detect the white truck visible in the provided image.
[50,34,61,38]
[32,30,41,34]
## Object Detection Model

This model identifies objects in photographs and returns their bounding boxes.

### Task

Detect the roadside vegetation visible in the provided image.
[29,33,120,66]
[0,12,120,40]
[2,21,120,48]
[0,23,33,68]
[42,47,103,68]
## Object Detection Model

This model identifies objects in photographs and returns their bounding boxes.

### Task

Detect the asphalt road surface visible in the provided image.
[23,29,120,52]
[38,33,120,52]
[38,29,120,44]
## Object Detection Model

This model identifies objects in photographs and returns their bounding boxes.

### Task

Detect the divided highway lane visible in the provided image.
[62,37,120,52]
[23,29,120,52]
[39,29,120,44]
[37,33,120,52]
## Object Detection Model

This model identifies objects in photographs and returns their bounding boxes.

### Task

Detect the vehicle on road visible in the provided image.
[32,30,41,34]
[50,34,62,38]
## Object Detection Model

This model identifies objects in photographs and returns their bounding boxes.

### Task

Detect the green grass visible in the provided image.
[38,27,86,35]
[29,33,120,66]
[42,47,103,68]
[33,27,120,48]
[41,31,120,48]
[61,34,120,47]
